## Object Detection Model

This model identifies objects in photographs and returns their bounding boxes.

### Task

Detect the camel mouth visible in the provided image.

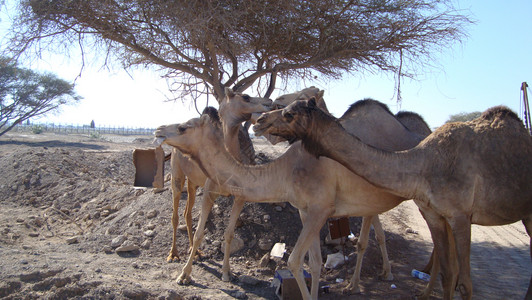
[152,137,166,146]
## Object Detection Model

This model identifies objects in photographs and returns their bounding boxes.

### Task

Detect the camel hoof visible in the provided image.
[167,253,180,263]
[176,273,192,285]
[221,273,231,282]
[379,272,394,281]
[342,283,361,295]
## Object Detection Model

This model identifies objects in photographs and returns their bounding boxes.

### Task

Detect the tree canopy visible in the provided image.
[0,57,81,136]
[446,111,481,123]
[3,0,471,104]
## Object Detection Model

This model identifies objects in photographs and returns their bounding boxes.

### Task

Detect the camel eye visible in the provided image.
[242,95,250,102]
[282,111,294,122]
[178,126,187,133]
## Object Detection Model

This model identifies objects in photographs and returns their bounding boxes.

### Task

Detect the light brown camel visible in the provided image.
[254,98,532,300]
[166,87,271,268]
[155,100,431,299]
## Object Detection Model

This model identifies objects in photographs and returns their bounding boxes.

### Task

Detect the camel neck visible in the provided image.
[307,111,424,199]
[222,121,243,162]
[193,127,287,203]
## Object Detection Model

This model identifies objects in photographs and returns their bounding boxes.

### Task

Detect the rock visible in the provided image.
[147,210,159,219]
[141,239,151,249]
[263,214,271,222]
[259,253,270,267]
[158,289,180,300]
[102,246,113,254]
[115,241,139,252]
[221,236,245,254]
[111,235,127,248]
[239,275,260,285]
[258,238,273,251]
[274,206,283,212]
[146,224,156,230]
[144,230,156,237]
[231,290,247,299]
[65,236,78,244]
[177,224,187,232]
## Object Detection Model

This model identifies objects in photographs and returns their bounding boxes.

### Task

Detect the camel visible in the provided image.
[155,100,432,299]
[274,88,435,277]
[254,98,532,300]
[166,87,271,270]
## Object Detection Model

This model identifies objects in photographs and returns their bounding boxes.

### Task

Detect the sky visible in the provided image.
[1,1,531,130]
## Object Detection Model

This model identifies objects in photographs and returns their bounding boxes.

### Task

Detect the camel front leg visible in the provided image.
[372,215,393,281]
[288,206,333,300]
[345,215,373,294]
[448,215,472,300]
[167,166,186,262]
[299,210,323,300]
[418,207,457,300]
[177,180,217,285]
[221,196,245,282]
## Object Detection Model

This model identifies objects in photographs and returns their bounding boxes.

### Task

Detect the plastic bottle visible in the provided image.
[411,269,431,281]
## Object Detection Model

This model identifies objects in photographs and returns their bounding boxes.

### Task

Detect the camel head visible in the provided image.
[254,97,321,143]
[272,86,324,109]
[220,87,272,125]
[154,107,222,157]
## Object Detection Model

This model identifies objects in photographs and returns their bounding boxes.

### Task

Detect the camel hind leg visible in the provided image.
[177,179,217,285]
[221,196,245,282]
[372,215,393,281]
[345,216,373,294]
[167,157,186,262]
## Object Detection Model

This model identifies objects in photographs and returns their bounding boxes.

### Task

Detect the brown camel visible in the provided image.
[274,88,435,284]
[254,98,532,300]
[166,88,271,271]
[155,100,431,299]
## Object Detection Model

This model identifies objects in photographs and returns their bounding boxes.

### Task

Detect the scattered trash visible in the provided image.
[270,242,286,261]
[335,278,344,283]
[324,252,348,269]
[390,284,397,289]
[411,269,431,281]
[321,285,330,293]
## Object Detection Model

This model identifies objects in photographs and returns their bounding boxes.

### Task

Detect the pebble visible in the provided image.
[147,210,158,219]
[111,235,127,248]
[274,206,283,212]
[115,241,139,252]
[66,236,78,244]
[144,230,156,237]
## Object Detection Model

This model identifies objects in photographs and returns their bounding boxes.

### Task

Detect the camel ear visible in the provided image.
[308,97,317,109]
[316,90,324,101]
[225,87,235,98]
[199,114,210,125]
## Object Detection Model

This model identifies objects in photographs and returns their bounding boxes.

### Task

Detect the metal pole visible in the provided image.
[521,82,532,135]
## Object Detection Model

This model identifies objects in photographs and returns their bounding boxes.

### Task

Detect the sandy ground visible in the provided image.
[0,131,530,299]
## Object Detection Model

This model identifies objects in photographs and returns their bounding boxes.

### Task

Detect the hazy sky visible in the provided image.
[2,1,531,130]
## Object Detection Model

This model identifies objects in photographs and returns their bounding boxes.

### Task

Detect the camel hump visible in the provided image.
[480,106,521,122]
[202,106,221,124]
[341,98,394,119]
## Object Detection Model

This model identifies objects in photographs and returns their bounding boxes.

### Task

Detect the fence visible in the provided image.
[10,122,155,136]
